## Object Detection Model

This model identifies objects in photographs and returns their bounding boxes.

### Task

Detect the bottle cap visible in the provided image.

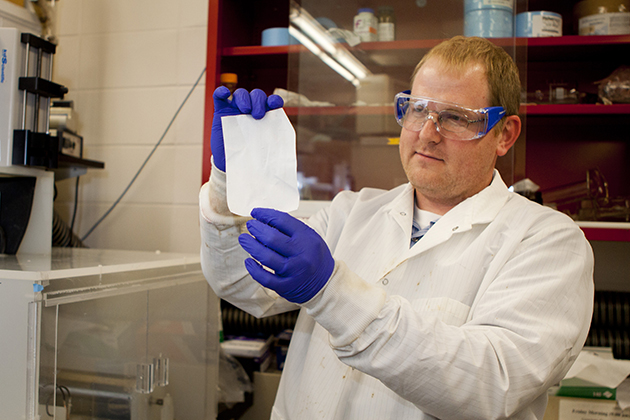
[358,8,374,13]
[220,73,238,84]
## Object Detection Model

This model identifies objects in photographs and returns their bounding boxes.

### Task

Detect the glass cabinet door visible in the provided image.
[39,282,215,420]
[3,249,222,420]
[285,0,522,200]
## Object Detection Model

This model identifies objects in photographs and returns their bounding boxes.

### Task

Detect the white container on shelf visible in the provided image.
[516,11,563,37]
[353,8,378,42]
[574,0,630,35]
[579,12,630,35]
[377,6,396,42]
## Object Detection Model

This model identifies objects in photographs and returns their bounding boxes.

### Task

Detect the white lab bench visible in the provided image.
[0,248,218,420]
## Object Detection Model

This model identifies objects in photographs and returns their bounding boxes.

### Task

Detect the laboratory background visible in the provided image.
[0,0,629,419]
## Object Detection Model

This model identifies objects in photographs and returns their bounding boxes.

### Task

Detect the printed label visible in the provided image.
[532,14,562,36]
[579,12,630,35]
[558,399,630,419]
[378,22,395,41]
[354,13,378,42]
[1,49,7,84]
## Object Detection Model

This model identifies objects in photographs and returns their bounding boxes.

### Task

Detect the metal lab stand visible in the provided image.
[0,248,219,420]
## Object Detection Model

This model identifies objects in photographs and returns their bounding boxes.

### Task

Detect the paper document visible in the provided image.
[222,108,299,217]
[562,349,630,410]
[564,350,630,389]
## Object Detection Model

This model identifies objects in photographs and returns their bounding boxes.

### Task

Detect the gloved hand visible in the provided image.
[211,87,284,172]
[238,208,335,304]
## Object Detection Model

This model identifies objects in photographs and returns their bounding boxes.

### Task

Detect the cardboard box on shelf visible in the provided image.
[544,395,630,420]
[356,74,407,106]
[222,336,274,374]
[556,378,617,400]
[355,74,406,135]
[239,371,282,420]
[544,348,630,420]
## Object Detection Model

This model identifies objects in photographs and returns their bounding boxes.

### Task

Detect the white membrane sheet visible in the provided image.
[222,108,299,217]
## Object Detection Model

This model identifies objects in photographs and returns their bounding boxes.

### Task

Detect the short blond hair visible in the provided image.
[411,36,521,119]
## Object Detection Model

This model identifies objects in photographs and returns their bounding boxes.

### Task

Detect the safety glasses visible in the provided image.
[394,90,506,141]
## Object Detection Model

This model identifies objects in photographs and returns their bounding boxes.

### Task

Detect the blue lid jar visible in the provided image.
[464,0,514,13]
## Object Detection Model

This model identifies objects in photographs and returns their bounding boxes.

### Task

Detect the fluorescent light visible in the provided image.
[291,14,337,56]
[288,26,359,86]
[289,1,370,85]
[288,26,321,55]
[333,53,370,79]
[319,53,361,87]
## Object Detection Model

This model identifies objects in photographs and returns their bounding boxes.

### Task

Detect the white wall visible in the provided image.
[53,0,208,253]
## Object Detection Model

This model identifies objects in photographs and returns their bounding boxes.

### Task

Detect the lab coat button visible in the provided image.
[452,226,459,231]
[400,212,406,216]
[382,278,389,285]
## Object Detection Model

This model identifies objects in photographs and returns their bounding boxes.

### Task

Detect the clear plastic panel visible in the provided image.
[287,0,523,197]
[37,281,216,420]
[2,249,220,420]
[38,304,59,419]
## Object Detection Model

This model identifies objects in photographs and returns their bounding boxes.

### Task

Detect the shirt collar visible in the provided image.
[385,169,511,227]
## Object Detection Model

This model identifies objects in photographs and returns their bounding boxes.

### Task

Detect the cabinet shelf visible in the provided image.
[222,44,304,56]
[222,40,447,56]
[222,35,630,57]
[523,104,630,115]
[523,35,630,47]
[222,38,517,57]
[577,222,630,242]
[285,106,392,116]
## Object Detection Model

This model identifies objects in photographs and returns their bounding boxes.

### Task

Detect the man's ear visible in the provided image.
[496,115,521,157]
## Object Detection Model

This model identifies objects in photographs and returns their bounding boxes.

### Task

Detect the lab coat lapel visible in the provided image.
[383,183,416,240]
[374,184,416,277]
[386,170,511,272]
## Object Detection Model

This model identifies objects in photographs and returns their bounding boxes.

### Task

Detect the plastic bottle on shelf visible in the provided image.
[377,6,396,41]
[220,73,238,98]
[354,8,378,42]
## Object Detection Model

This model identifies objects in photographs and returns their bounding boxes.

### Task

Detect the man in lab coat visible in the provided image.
[199,36,594,419]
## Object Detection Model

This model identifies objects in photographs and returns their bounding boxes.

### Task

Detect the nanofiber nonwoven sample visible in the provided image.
[222,108,299,217]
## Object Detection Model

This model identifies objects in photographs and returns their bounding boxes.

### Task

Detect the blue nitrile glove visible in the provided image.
[238,208,335,304]
[210,87,284,172]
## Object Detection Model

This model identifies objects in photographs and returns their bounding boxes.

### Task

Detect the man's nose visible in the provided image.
[418,112,442,142]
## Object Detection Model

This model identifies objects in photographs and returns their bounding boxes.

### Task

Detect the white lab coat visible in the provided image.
[199,165,594,420]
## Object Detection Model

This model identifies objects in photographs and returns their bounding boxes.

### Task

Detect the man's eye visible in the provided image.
[442,111,467,124]
[412,102,427,112]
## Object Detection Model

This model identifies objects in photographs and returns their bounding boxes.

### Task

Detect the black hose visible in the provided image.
[52,209,86,248]
[221,302,299,338]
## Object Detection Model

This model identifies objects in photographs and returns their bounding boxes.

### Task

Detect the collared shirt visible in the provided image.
[200,167,594,420]
[411,207,440,246]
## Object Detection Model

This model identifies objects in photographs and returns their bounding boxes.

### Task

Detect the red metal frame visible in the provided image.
[202,0,221,184]
[579,225,630,242]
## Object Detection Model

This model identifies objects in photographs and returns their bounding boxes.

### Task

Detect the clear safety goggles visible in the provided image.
[394,90,506,141]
